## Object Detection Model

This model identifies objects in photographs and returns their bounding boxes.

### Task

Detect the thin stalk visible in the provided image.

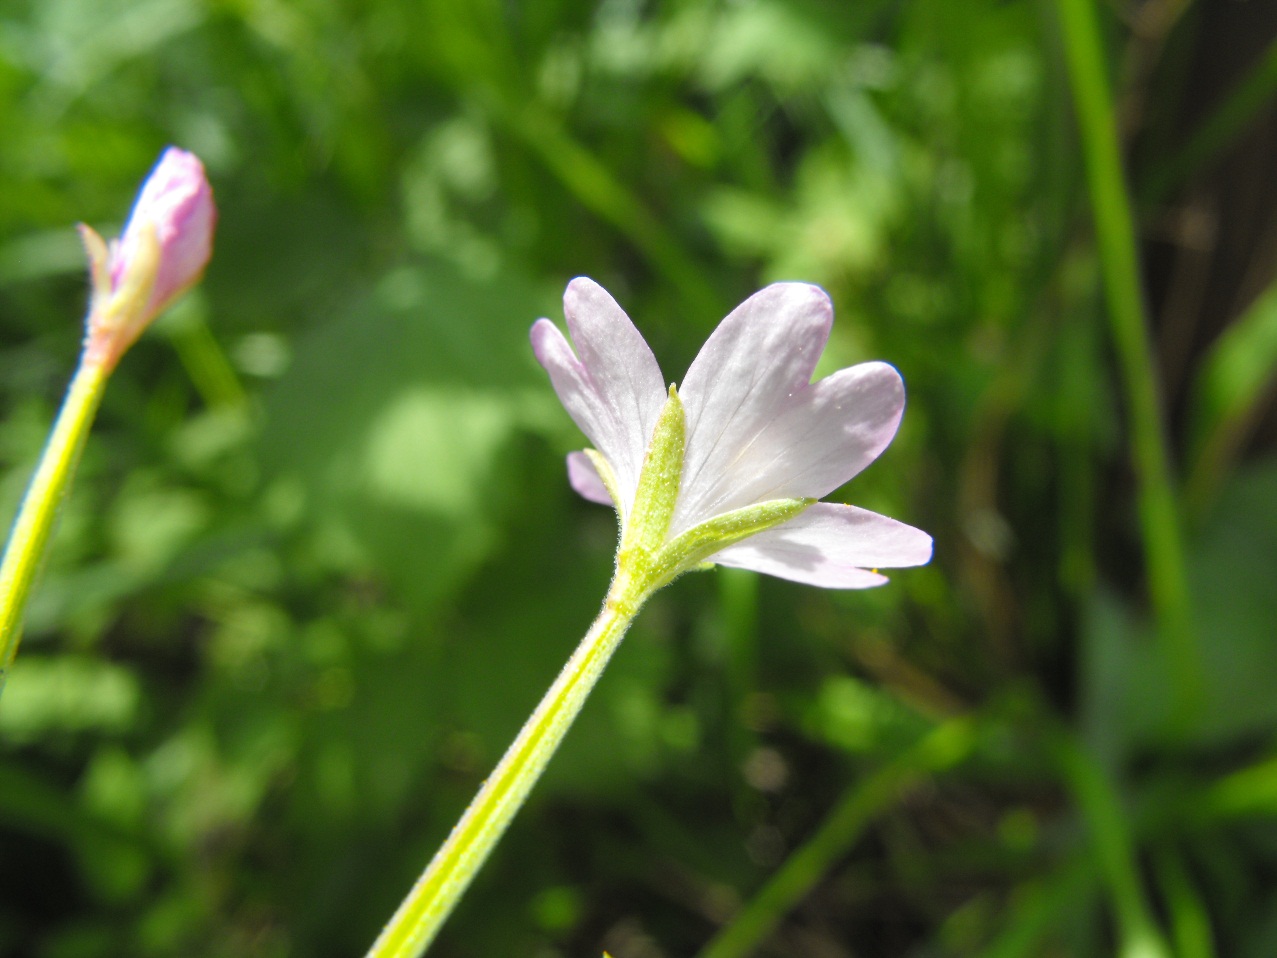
[495,97,721,322]
[719,566,759,772]
[1052,732,1171,958]
[166,309,248,410]
[1055,0,1198,721]
[364,575,648,958]
[1155,845,1216,958]
[0,355,112,698]
[1144,33,1277,205]
[696,718,976,958]
[977,852,1096,958]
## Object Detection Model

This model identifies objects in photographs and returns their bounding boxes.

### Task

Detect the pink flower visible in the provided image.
[113,148,215,318]
[531,279,932,589]
[81,147,215,367]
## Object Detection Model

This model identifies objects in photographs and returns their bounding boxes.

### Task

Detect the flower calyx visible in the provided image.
[535,277,933,591]
[81,147,215,370]
[609,385,812,602]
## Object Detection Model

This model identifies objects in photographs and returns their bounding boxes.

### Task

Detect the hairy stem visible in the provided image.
[364,573,648,958]
[0,355,112,699]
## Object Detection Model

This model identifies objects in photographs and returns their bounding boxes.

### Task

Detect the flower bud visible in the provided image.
[81,147,216,368]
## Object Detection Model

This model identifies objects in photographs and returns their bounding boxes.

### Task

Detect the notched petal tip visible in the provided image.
[854,363,906,440]
[854,360,905,401]
[552,277,667,502]
[530,319,593,392]
[561,277,653,353]
[529,317,566,360]
[749,282,835,344]
[673,281,842,528]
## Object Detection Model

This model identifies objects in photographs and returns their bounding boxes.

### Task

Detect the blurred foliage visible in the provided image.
[2,0,1277,956]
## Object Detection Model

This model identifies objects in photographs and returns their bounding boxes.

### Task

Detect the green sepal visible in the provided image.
[619,385,685,557]
[609,387,814,602]
[76,224,112,313]
[648,496,814,590]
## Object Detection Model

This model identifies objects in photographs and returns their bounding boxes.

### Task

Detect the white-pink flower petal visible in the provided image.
[675,283,833,532]
[670,361,905,535]
[530,319,611,444]
[566,451,612,505]
[112,147,215,320]
[533,277,931,590]
[531,278,665,508]
[709,502,932,589]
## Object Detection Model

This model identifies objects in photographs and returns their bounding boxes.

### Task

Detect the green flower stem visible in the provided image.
[366,387,811,957]
[1055,0,1199,720]
[364,571,650,958]
[0,354,112,699]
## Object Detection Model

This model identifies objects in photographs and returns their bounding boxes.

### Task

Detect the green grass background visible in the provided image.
[2,0,1277,955]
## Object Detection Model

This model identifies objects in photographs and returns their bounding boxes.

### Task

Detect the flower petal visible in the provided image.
[530,317,607,441]
[566,451,613,505]
[531,278,665,507]
[708,502,932,588]
[675,283,833,532]
[678,362,905,522]
[114,147,215,319]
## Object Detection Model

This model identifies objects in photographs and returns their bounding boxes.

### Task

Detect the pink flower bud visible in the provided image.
[82,147,216,367]
[113,148,215,318]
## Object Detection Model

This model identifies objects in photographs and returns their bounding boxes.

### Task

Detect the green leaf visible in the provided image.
[1186,279,1277,514]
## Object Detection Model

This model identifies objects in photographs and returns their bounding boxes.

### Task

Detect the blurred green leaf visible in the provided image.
[0,0,1274,954]
[0,657,139,741]
[1187,280,1277,516]
[1083,460,1277,751]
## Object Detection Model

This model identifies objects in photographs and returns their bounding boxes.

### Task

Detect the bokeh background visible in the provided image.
[2,0,1277,955]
